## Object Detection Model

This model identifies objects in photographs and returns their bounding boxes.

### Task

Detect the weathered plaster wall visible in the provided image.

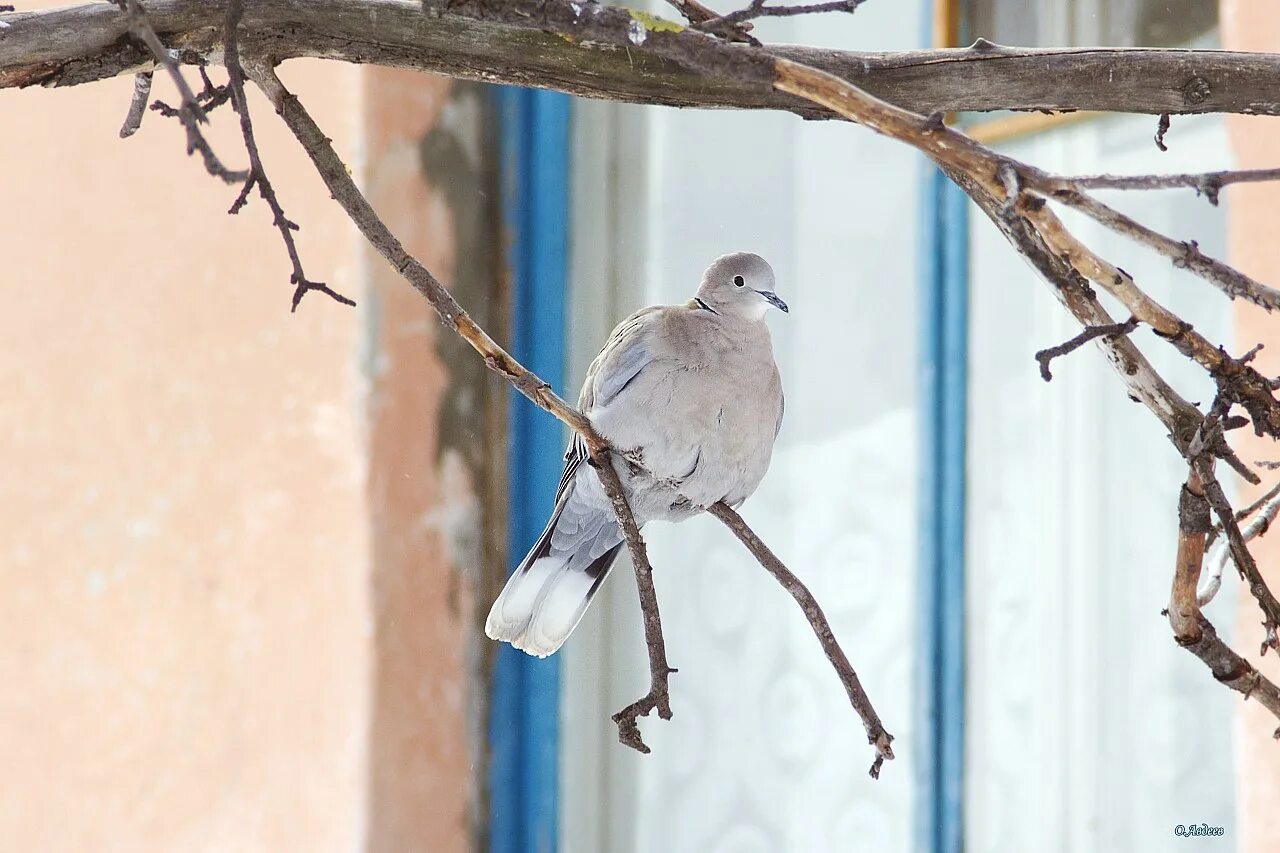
[0,52,371,851]
[1222,3,1280,850]
[361,69,503,853]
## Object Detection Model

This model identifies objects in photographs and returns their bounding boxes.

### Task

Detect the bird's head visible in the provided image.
[695,252,788,321]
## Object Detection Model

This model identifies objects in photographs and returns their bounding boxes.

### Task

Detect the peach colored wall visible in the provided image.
[1,24,490,848]
[0,59,370,849]
[1223,3,1280,851]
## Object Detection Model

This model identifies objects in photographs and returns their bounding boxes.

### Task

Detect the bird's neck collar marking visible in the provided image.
[694,297,719,315]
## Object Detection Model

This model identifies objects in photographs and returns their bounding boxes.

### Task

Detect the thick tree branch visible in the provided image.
[7,0,1280,119]
[707,502,894,778]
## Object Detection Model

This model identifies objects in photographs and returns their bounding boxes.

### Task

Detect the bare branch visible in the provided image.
[771,57,1212,451]
[10,1,1280,119]
[1011,196,1280,443]
[1066,166,1280,204]
[1034,316,1140,382]
[1227,476,1280,534]
[662,0,724,24]
[664,0,758,44]
[696,0,867,35]
[245,62,590,438]
[1029,181,1280,312]
[707,502,894,778]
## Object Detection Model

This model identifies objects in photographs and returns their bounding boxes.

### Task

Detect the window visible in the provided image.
[952,0,1219,143]
[964,0,1217,48]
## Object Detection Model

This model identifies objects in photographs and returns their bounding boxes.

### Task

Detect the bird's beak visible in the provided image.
[757,290,789,313]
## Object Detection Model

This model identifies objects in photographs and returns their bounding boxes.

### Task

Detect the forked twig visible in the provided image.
[222,0,354,311]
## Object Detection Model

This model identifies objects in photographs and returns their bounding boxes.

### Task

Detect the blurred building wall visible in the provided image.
[0,18,487,853]
[1223,3,1280,850]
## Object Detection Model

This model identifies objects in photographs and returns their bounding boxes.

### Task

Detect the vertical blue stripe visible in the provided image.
[489,86,570,853]
[915,157,942,853]
[937,177,969,853]
[915,154,970,851]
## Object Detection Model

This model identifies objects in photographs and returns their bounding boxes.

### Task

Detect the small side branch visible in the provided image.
[118,70,152,138]
[707,502,894,778]
[223,0,354,311]
[1067,166,1280,205]
[1034,316,1139,382]
[698,0,868,33]
[114,0,246,183]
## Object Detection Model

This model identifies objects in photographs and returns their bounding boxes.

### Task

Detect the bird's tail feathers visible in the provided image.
[485,501,624,657]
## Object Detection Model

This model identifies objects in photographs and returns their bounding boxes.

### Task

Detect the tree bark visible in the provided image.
[5,0,1280,118]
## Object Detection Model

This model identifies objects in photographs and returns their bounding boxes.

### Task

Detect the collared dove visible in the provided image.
[486,252,788,657]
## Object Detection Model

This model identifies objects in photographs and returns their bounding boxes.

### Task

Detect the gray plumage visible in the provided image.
[486,252,788,657]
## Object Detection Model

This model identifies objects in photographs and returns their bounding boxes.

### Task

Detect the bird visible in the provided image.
[485,252,788,658]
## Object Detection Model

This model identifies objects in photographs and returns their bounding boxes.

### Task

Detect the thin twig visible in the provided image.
[115,0,246,183]
[696,0,866,35]
[1199,484,1280,606]
[1208,476,1280,548]
[1034,316,1139,381]
[591,448,676,753]
[1154,112,1171,152]
[707,502,895,778]
[663,0,727,25]
[1066,166,1280,205]
[118,71,152,138]
[223,0,354,311]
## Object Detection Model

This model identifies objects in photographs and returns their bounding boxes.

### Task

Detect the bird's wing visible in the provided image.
[578,305,661,414]
[547,306,661,504]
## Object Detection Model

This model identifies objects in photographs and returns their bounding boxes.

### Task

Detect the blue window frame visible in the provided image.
[488,86,571,853]
[916,162,969,853]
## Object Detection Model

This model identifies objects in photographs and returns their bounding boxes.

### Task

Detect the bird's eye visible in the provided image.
[733,275,745,287]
